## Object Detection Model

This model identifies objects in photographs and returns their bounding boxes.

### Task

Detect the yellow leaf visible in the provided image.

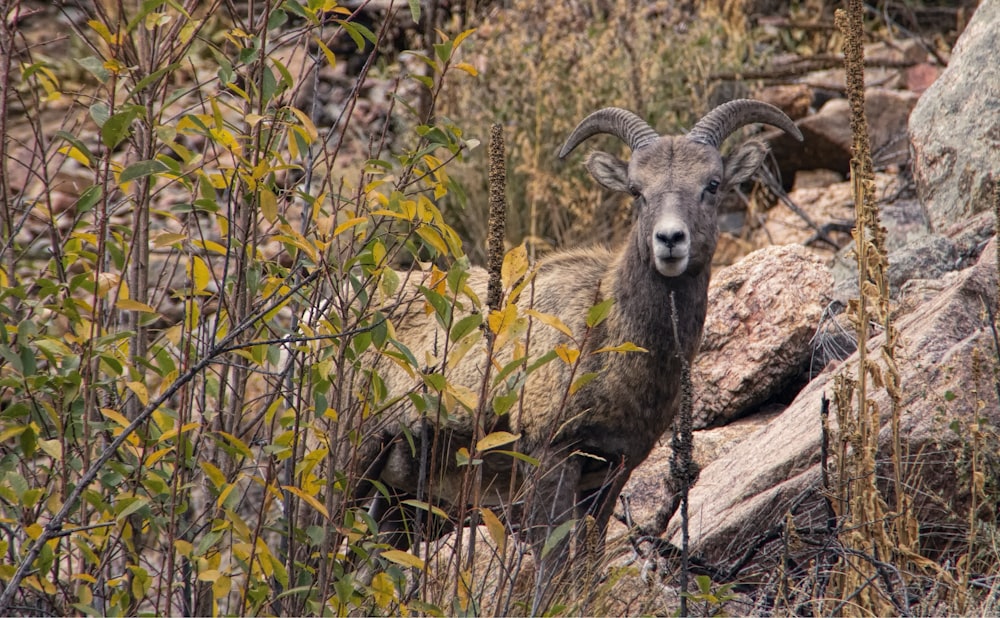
[58,145,93,168]
[260,187,277,223]
[476,431,520,452]
[96,272,120,297]
[416,225,448,255]
[217,431,253,459]
[197,569,220,582]
[480,507,506,555]
[157,422,201,444]
[174,539,193,557]
[126,381,149,406]
[371,572,397,608]
[334,216,367,236]
[88,19,120,45]
[454,61,478,76]
[313,37,338,70]
[381,549,424,570]
[286,105,319,143]
[200,461,226,489]
[0,425,26,444]
[526,309,574,338]
[401,498,450,519]
[217,482,237,508]
[555,344,580,365]
[100,407,131,429]
[501,243,528,290]
[38,439,62,460]
[446,383,478,412]
[282,485,329,519]
[116,299,158,313]
[152,232,187,247]
[189,256,210,291]
[592,342,648,355]
[144,447,171,466]
[453,28,476,49]
[25,523,44,540]
[190,239,227,254]
[487,304,517,335]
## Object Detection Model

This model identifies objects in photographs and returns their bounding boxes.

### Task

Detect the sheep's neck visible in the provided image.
[610,236,709,365]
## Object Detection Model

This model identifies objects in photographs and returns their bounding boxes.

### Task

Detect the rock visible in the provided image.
[830,232,960,304]
[909,0,1000,232]
[946,210,997,266]
[754,84,813,120]
[615,412,777,538]
[661,240,1000,577]
[693,245,832,429]
[791,169,843,190]
[767,89,919,182]
[904,62,942,93]
[750,172,910,262]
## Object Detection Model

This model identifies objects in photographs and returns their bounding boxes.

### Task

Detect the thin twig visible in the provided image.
[0,268,320,613]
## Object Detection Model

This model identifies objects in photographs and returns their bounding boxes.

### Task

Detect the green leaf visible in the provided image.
[407,0,420,22]
[116,496,149,522]
[492,391,518,416]
[401,499,449,519]
[76,56,110,83]
[419,286,451,326]
[423,372,446,392]
[540,519,576,559]
[586,298,614,328]
[449,313,482,342]
[492,450,539,466]
[433,40,453,65]
[125,61,182,102]
[339,20,367,52]
[569,372,600,395]
[76,184,103,213]
[102,106,142,150]
[119,159,168,184]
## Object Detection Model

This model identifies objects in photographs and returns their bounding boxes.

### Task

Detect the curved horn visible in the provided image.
[558,108,659,159]
[686,99,803,149]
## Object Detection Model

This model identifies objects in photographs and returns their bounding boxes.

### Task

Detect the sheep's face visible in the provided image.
[586,136,769,278]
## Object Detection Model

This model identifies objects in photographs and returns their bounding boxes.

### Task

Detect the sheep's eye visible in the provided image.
[705,180,721,195]
[628,185,642,198]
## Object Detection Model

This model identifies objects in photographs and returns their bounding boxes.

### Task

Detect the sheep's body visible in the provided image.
[350,100,802,591]
[372,244,706,506]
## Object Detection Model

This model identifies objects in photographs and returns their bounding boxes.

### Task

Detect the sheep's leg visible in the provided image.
[526,452,582,615]
[575,468,629,584]
[581,462,630,541]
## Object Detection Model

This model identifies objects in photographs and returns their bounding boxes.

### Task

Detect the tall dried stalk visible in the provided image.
[830,1,910,614]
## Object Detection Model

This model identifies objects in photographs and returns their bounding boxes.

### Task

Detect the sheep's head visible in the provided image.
[559,100,803,278]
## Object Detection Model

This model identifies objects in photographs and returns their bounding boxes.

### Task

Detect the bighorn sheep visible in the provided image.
[352,99,802,584]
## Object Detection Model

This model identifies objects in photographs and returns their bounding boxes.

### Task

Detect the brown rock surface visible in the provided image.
[693,244,832,429]
[663,240,999,576]
[767,88,919,180]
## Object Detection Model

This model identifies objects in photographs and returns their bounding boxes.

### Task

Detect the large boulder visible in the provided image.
[909,0,1000,232]
[693,245,832,428]
[767,88,919,181]
[660,240,999,576]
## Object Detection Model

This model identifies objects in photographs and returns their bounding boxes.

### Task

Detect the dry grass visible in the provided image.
[438,0,767,262]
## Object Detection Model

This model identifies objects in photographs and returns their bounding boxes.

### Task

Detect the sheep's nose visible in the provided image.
[655,229,686,248]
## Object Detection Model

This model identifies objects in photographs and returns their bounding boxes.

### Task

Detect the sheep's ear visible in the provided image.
[722,140,769,190]
[585,151,630,193]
